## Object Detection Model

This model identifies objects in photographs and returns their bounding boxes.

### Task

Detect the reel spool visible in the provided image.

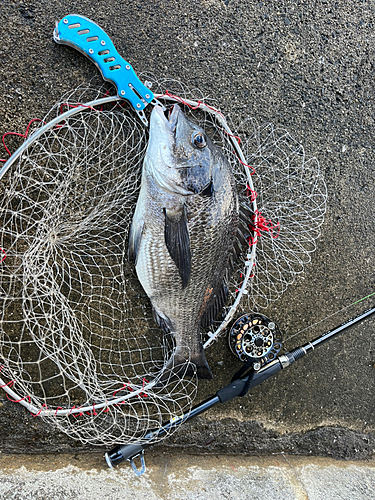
[229,313,282,366]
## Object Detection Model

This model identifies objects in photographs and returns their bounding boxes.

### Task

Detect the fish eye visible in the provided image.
[192,132,207,149]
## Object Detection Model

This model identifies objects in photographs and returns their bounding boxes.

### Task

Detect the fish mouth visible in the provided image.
[167,104,180,132]
[151,104,181,134]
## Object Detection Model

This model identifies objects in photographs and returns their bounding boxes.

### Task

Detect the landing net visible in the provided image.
[0,80,327,445]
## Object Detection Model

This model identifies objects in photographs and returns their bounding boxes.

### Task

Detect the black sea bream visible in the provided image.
[129,104,239,380]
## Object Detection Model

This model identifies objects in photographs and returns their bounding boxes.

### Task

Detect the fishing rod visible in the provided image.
[105,306,375,476]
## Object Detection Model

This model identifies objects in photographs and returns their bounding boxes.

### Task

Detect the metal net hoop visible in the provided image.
[0,80,327,445]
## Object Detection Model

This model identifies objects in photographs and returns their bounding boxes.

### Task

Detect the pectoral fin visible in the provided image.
[128,214,144,265]
[164,207,191,289]
[199,180,214,197]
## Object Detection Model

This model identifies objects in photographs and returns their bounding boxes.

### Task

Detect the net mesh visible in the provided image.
[237,118,327,309]
[0,79,327,445]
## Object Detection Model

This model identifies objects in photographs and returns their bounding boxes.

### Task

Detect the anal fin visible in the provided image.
[152,307,172,333]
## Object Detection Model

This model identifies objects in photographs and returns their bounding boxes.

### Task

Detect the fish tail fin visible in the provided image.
[159,344,213,383]
[190,348,213,380]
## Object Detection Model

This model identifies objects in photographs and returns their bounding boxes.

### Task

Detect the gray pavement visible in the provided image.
[0,454,374,500]
[0,0,374,461]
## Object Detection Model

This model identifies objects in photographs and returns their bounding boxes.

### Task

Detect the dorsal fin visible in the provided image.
[200,201,254,328]
[230,200,253,267]
[238,200,253,245]
[200,279,229,329]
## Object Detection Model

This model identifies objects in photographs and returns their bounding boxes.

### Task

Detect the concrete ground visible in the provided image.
[0,0,374,465]
[0,453,374,500]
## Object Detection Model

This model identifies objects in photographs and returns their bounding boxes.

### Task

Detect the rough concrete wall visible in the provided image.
[0,455,375,500]
[0,0,374,458]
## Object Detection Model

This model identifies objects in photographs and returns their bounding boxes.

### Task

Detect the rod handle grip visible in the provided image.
[105,443,145,468]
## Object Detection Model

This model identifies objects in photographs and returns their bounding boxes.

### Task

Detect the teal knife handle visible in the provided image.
[54,14,154,114]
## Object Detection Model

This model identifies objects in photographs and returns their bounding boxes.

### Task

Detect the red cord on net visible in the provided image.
[113,380,148,399]
[100,90,111,111]
[140,377,149,398]
[237,155,256,175]
[235,273,244,294]
[219,128,255,175]
[0,378,15,390]
[221,128,241,145]
[1,118,45,163]
[71,406,84,418]
[0,248,6,263]
[58,100,108,116]
[54,406,63,416]
[160,90,225,119]
[56,90,114,126]
[0,377,32,404]
[235,261,256,293]
[0,91,113,162]
[7,393,31,404]
[248,210,281,246]
[246,184,258,201]
[32,403,49,417]
[55,101,106,129]
[85,403,98,417]
[112,382,129,397]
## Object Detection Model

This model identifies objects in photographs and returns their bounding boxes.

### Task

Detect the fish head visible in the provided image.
[145,104,216,197]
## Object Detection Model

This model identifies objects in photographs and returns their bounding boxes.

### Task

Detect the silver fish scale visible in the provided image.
[134,150,238,375]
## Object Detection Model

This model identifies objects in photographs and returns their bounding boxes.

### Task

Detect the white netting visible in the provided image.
[235,118,327,309]
[0,79,327,445]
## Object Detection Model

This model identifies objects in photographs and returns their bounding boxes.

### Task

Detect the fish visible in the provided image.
[128,104,241,381]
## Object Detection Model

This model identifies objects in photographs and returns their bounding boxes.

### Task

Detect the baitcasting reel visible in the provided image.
[229,313,282,368]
